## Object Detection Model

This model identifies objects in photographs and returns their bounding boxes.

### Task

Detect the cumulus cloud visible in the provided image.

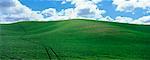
[66,0,105,18]
[0,0,149,25]
[112,0,150,12]
[41,0,105,20]
[115,16,134,23]
[132,16,150,25]
[113,16,150,25]
[41,8,57,18]
[0,0,43,24]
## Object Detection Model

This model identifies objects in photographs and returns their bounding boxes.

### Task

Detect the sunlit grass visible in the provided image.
[0,19,150,60]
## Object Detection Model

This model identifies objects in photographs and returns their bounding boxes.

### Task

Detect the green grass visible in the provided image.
[0,19,150,60]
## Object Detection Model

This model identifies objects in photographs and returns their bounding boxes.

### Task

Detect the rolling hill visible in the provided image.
[0,19,150,60]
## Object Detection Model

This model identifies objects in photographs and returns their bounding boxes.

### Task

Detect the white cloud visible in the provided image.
[112,16,150,25]
[0,0,43,24]
[146,8,150,14]
[132,16,150,25]
[64,8,77,19]
[41,0,105,20]
[0,0,105,23]
[40,8,75,21]
[61,1,66,4]
[67,0,105,19]
[91,0,102,4]
[115,16,134,23]
[99,16,114,22]
[41,8,57,18]
[0,0,149,25]
[112,0,150,12]
[147,11,150,14]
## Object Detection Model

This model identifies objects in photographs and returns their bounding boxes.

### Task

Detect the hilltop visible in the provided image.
[0,19,150,60]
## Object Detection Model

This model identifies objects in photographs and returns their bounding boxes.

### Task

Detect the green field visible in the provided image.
[0,19,150,60]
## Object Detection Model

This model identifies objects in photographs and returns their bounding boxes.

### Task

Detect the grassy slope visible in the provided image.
[0,19,150,60]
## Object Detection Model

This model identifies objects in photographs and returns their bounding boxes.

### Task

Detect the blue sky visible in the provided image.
[20,0,75,11]
[0,0,150,24]
[99,1,147,19]
[19,0,149,20]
